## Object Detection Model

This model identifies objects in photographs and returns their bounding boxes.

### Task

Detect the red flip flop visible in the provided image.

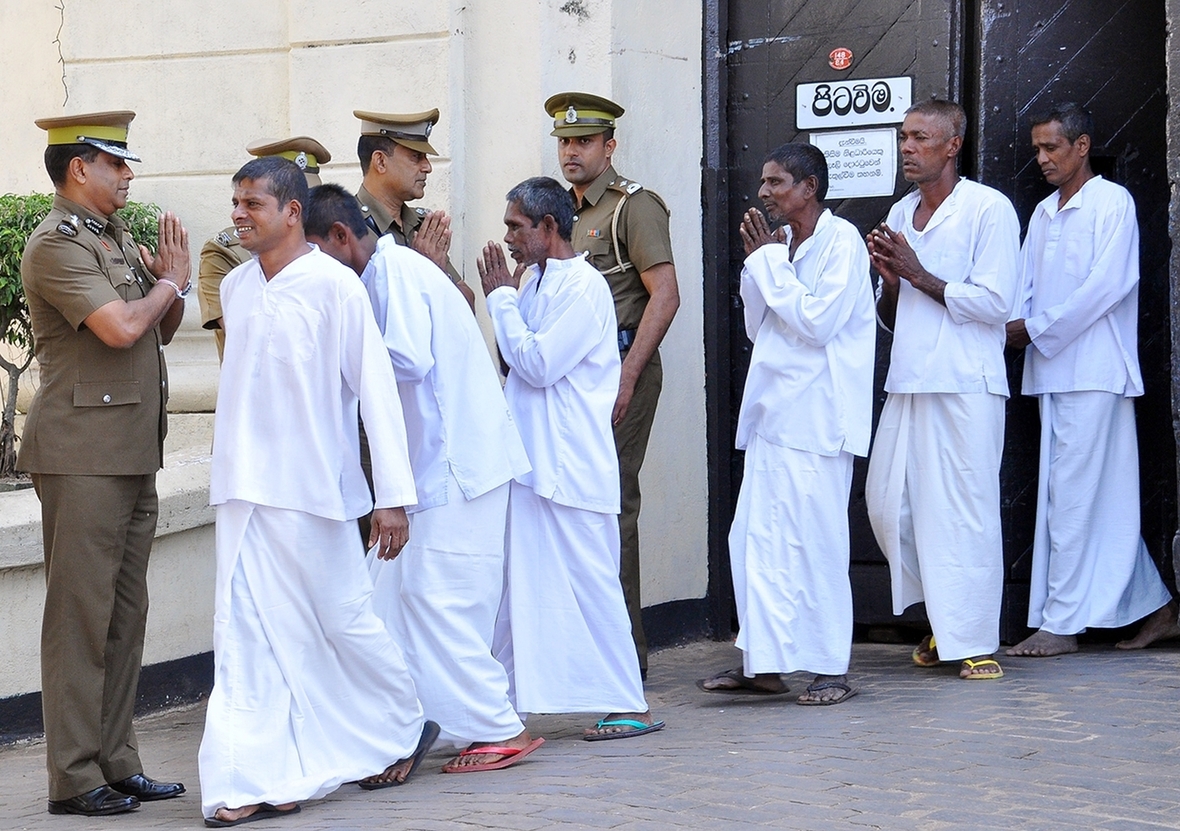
[441,737,545,773]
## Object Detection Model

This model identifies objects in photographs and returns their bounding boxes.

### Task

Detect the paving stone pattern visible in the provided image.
[3,639,1179,830]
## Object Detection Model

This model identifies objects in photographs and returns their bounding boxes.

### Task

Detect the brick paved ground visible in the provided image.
[3,638,1179,830]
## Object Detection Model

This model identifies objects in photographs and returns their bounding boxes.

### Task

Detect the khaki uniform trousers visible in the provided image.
[614,352,662,674]
[34,473,156,800]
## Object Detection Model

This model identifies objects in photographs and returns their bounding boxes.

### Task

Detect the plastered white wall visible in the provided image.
[0,0,707,700]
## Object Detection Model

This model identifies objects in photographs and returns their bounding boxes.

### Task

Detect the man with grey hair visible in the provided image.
[478,177,663,740]
[866,99,1020,680]
[1006,102,1171,657]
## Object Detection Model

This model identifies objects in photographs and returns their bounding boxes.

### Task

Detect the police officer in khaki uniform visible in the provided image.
[546,92,681,679]
[197,136,331,360]
[19,111,189,816]
[354,109,476,310]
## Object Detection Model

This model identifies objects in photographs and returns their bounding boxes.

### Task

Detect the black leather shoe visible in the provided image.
[110,773,186,801]
[47,785,139,816]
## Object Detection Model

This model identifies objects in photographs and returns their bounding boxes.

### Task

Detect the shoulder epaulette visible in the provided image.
[608,177,644,196]
[56,214,79,237]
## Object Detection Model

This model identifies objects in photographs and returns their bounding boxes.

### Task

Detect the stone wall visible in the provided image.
[0,0,707,703]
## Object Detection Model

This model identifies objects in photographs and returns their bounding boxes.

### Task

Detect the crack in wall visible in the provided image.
[54,0,68,106]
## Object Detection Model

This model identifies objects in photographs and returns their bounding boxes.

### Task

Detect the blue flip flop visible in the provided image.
[583,718,666,742]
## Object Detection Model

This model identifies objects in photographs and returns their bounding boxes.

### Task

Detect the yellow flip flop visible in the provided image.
[911,634,940,667]
[960,658,1004,679]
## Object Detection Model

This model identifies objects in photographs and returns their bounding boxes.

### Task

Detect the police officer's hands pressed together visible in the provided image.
[19,111,188,817]
[354,109,476,311]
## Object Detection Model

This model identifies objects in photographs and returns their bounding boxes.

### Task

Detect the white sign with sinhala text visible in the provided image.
[796,76,912,129]
[811,128,897,200]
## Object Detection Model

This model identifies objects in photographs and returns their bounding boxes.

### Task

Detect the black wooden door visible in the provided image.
[705,0,1172,643]
[705,0,965,636]
[974,0,1175,635]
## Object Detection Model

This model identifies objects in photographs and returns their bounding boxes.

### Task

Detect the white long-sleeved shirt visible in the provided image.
[880,178,1020,396]
[210,247,417,520]
[737,209,876,457]
[1017,176,1143,397]
[486,254,621,514]
[362,236,531,512]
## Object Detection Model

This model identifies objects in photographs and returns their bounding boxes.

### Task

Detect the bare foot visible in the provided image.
[360,759,414,788]
[583,711,660,739]
[1117,601,1180,650]
[210,802,298,824]
[959,655,1004,679]
[796,674,856,705]
[697,668,788,694]
[1006,630,1078,657]
[358,719,439,789]
[441,730,534,772]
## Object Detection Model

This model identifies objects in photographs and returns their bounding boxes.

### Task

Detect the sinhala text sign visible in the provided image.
[810,128,897,199]
[796,76,912,130]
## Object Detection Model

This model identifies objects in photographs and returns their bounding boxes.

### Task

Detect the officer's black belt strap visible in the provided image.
[380,128,430,143]
[364,215,384,237]
[618,328,638,352]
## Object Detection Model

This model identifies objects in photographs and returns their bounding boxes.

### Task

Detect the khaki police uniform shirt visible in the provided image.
[198,227,250,330]
[18,195,168,475]
[571,164,674,333]
[356,184,464,284]
[198,227,251,360]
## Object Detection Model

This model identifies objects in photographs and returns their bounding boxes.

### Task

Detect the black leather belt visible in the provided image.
[618,328,637,352]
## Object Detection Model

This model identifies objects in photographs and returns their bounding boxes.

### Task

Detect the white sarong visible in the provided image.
[730,435,854,676]
[199,502,423,818]
[1028,391,1170,632]
[866,392,1004,660]
[367,476,523,747]
[493,483,648,715]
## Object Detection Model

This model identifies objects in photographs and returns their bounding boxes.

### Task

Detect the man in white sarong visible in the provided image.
[199,158,438,827]
[303,184,543,774]
[1004,103,1171,658]
[477,176,663,740]
[865,99,1020,680]
[698,143,875,704]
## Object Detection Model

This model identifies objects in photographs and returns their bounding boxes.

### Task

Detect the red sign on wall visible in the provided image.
[829,48,853,71]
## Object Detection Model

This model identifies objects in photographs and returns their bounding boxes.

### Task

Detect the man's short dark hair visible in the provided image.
[233,156,308,209]
[506,177,576,241]
[906,98,967,141]
[357,135,398,175]
[764,142,829,203]
[1031,102,1094,144]
[44,144,100,187]
[304,183,369,240]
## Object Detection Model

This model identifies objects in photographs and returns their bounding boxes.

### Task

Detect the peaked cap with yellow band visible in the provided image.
[545,92,625,137]
[354,109,439,155]
[246,136,332,185]
[35,110,141,162]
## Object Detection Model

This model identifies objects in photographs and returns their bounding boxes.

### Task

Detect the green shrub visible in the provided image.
[0,193,162,478]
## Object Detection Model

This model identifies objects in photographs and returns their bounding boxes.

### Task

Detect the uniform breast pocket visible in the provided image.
[266,302,323,365]
[108,270,141,301]
[579,234,615,272]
